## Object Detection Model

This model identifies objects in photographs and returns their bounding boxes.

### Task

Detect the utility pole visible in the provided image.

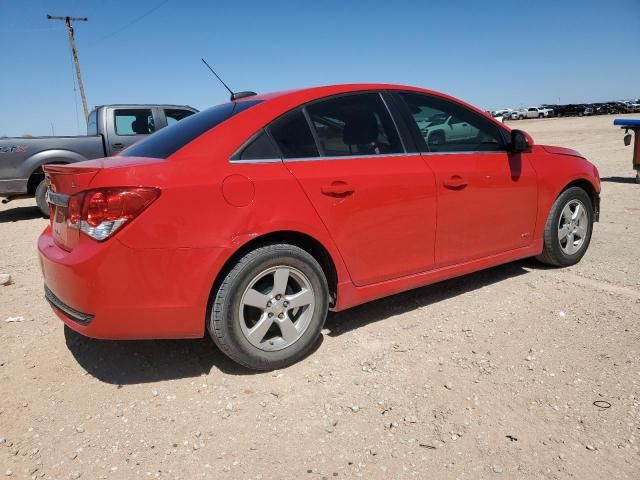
[47,14,89,123]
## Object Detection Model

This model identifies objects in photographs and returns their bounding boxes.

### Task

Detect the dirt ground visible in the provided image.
[1,114,639,480]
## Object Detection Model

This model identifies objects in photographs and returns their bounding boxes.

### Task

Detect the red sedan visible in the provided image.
[39,84,600,370]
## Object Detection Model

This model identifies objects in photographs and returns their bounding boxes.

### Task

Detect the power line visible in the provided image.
[95,0,170,43]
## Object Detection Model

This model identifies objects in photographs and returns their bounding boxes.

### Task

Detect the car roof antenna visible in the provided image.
[200,58,257,102]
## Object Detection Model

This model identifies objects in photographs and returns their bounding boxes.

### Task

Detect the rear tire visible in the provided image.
[208,244,329,370]
[536,187,593,267]
[34,179,49,218]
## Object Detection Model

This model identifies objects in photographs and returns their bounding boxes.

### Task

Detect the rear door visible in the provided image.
[397,92,538,267]
[270,92,437,286]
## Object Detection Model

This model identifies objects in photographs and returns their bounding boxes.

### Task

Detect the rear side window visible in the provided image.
[269,111,319,159]
[121,100,261,159]
[233,130,280,161]
[399,92,506,153]
[165,108,195,126]
[306,93,403,156]
[114,109,155,136]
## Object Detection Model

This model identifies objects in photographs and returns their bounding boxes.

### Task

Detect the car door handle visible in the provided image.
[443,175,468,189]
[112,143,124,149]
[321,181,355,197]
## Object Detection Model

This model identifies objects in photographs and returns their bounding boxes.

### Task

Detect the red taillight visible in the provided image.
[68,187,160,241]
[68,192,84,225]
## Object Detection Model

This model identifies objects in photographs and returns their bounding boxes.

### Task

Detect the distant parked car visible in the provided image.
[602,102,627,114]
[625,101,640,113]
[0,104,197,216]
[555,104,587,117]
[523,107,552,119]
[504,110,524,120]
[491,109,513,118]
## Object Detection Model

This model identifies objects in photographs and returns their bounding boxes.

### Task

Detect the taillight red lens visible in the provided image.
[67,187,160,240]
[86,191,107,227]
[68,192,85,225]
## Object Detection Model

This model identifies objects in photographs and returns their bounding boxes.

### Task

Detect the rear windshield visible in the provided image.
[121,100,262,159]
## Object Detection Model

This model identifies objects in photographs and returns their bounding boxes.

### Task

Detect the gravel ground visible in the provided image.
[1,114,639,479]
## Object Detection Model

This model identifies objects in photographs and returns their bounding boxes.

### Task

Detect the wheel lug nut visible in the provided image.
[283,301,289,307]
[268,313,273,318]
[278,313,284,319]
[267,301,272,307]
[276,295,281,300]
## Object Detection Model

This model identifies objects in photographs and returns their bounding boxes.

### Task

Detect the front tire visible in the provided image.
[209,244,329,370]
[536,187,594,267]
[34,179,49,217]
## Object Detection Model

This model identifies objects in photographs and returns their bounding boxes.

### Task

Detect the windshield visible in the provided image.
[121,100,262,159]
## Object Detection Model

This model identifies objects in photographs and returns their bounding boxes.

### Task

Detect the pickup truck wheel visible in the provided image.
[428,131,445,147]
[208,244,329,370]
[536,187,593,267]
[538,114,544,119]
[35,179,50,218]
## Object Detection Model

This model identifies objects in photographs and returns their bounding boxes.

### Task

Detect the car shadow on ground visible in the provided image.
[324,260,532,337]
[65,259,534,385]
[0,205,43,223]
[600,176,638,184]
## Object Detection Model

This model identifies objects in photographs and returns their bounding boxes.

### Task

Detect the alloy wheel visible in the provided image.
[557,199,588,255]
[239,266,315,351]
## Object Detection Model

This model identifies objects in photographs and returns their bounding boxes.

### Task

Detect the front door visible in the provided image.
[397,92,538,267]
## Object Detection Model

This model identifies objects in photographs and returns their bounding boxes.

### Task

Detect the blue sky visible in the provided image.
[1,0,639,136]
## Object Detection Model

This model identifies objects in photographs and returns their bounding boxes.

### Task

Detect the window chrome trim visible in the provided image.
[283,153,417,162]
[282,151,508,162]
[230,150,508,164]
[46,191,69,207]
[229,157,282,164]
[420,150,507,155]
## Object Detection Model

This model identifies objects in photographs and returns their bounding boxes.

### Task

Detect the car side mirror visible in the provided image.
[510,129,533,153]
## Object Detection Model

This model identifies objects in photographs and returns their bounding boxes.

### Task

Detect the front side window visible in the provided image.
[306,93,403,156]
[399,93,506,153]
[165,108,195,127]
[269,110,318,159]
[114,109,155,136]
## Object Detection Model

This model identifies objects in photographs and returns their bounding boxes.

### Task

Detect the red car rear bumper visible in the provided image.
[38,226,225,340]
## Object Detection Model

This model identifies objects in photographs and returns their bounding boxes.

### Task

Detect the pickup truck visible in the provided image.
[522,107,553,119]
[0,104,197,215]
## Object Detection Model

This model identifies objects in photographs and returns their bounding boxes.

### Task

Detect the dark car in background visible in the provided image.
[554,104,587,117]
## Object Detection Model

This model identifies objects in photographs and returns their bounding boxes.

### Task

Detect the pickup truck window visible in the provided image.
[115,109,155,136]
[121,100,262,159]
[165,109,195,127]
[87,110,97,135]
